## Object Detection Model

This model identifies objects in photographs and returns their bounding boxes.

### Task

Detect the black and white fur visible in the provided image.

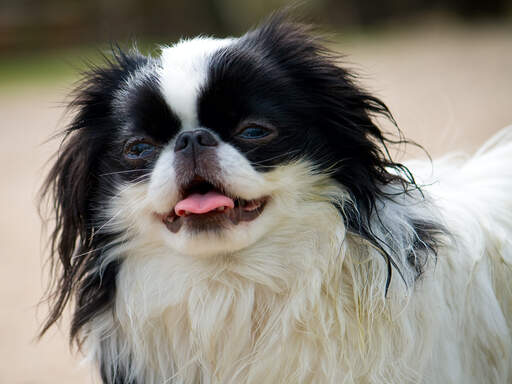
[40,16,512,383]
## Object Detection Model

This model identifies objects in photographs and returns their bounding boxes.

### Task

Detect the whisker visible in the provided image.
[100,169,152,177]
[249,149,302,166]
[70,242,114,262]
[113,175,152,195]
[94,208,126,237]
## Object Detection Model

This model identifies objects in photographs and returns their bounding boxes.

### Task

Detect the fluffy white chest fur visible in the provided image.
[85,129,512,384]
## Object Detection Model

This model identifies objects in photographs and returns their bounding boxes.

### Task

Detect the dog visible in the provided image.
[40,15,512,384]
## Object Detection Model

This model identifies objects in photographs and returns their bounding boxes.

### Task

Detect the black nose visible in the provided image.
[174,129,218,153]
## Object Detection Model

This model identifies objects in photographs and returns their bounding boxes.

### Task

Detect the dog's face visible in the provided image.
[110,36,318,257]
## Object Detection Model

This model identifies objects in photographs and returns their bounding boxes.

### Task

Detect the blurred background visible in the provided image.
[1,0,511,383]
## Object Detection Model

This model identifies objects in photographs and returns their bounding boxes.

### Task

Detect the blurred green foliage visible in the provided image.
[0,48,98,88]
[0,0,510,87]
[0,42,159,88]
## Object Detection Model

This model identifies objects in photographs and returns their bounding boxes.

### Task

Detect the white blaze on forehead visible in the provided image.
[158,37,234,130]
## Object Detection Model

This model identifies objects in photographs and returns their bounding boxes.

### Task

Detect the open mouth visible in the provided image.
[162,177,268,233]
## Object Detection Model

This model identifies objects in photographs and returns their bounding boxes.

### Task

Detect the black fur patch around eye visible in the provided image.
[198,24,314,170]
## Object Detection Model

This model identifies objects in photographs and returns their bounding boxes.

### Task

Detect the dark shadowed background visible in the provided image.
[1,1,511,382]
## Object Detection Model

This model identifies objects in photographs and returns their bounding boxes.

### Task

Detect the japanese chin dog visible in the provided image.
[40,15,512,384]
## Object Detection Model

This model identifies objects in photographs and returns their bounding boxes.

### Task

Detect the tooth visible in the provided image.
[244,200,262,211]
[217,206,225,212]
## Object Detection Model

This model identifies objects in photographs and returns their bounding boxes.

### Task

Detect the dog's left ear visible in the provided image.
[311,66,413,217]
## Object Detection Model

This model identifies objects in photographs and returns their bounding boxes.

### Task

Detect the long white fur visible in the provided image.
[83,38,512,384]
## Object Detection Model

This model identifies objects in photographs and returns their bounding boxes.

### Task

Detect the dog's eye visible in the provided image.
[236,122,277,143]
[128,142,154,158]
[238,126,270,139]
[124,138,156,161]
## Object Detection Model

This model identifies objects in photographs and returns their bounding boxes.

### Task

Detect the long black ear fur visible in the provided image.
[39,50,148,343]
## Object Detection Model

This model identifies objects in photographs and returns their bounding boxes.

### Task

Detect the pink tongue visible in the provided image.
[175,191,234,216]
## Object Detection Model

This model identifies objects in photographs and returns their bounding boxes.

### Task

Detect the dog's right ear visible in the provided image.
[39,126,97,338]
[39,49,150,341]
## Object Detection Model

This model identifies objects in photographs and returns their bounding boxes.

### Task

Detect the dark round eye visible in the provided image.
[124,139,156,161]
[237,126,271,140]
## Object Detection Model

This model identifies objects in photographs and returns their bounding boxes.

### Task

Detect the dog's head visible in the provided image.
[41,16,413,339]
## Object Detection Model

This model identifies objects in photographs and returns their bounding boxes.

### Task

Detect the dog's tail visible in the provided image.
[413,125,512,381]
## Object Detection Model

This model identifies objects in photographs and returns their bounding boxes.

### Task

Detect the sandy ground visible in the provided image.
[1,23,511,383]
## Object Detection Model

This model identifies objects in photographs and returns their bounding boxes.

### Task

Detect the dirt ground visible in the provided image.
[1,23,511,383]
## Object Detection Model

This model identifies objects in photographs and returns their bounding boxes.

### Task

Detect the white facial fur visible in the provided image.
[158,37,234,130]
